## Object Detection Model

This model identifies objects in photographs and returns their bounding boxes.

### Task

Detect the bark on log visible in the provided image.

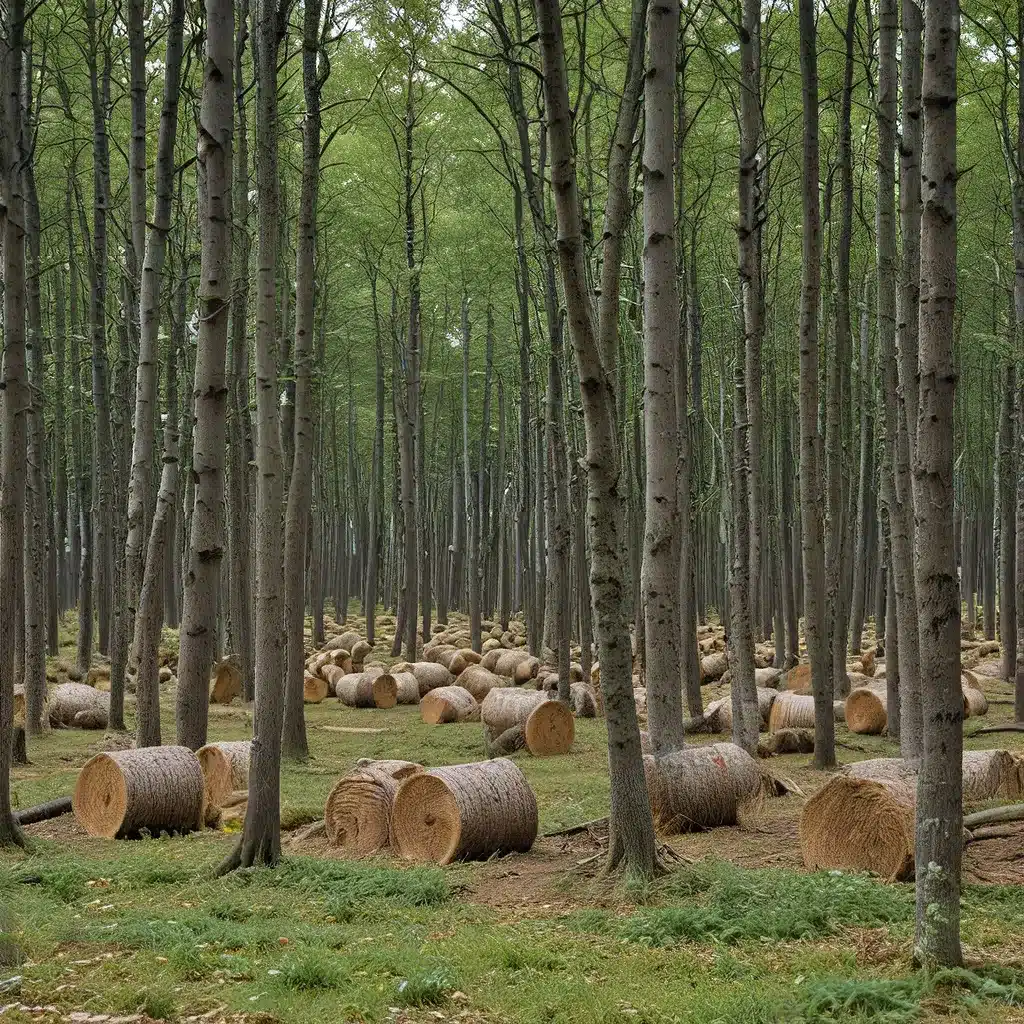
[458,664,507,701]
[403,661,454,696]
[197,740,251,808]
[335,671,397,709]
[304,674,329,703]
[480,687,574,755]
[15,795,73,824]
[379,671,420,705]
[49,683,109,729]
[73,745,206,837]
[391,758,538,863]
[209,657,242,705]
[642,742,779,833]
[324,759,423,855]
[420,685,479,724]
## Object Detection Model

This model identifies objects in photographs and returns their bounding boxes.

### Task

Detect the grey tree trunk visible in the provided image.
[219,0,286,873]
[797,0,834,769]
[1,0,28,845]
[641,0,684,752]
[227,0,254,701]
[177,0,234,751]
[893,0,924,755]
[912,0,962,969]
[23,86,49,739]
[535,0,659,880]
[282,0,326,761]
[729,0,761,754]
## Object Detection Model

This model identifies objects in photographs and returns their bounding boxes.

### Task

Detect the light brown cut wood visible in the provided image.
[480,687,574,756]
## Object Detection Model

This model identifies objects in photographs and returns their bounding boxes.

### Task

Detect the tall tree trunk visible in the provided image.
[729,0,761,753]
[227,0,254,700]
[797,0,834,768]
[912,0,961,968]
[85,1,114,668]
[893,0,924,754]
[535,0,659,879]
[282,0,325,760]
[124,0,186,720]
[23,74,49,739]
[220,0,285,873]
[825,0,857,696]
[176,0,234,750]
[0,0,28,846]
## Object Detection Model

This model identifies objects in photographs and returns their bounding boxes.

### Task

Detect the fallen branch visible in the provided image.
[543,816,609,838]
[14,796,73,825]
[970,723,1024,736]
[966,825,1021,844]
[963,803,1024,830]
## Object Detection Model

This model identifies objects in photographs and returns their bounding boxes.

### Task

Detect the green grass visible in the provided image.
[9,611,1024,1023]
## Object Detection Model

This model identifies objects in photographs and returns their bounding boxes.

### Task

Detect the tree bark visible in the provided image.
[219,0,285,873]
[797,0,834,768]
[282,0,326,760]
[535,0,659,880]
[177,0,234,751]
[0,0,28,846]
[912,0,962,969]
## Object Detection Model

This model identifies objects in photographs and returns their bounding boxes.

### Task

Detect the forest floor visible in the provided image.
[3,622,1024,1024]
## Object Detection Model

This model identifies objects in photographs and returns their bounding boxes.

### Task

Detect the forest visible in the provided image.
[1,0,1024,1020]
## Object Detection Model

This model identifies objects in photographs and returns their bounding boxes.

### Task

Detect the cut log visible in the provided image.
[420,685,479,724]
[757,728,814,756]
[15,795,72,825]
[700,651,728,682]
[73,746,206,838]
[963,686,988,718]
[845,682,889,735]
[391,758,538,863]
[331,630,362,652]
[570,683,598,718]
[324,760,423,855]
[800,750,1024,878]
[480,687,574,756]
[49,682,109,729]
[378,671,420,705]
[755,667,783,689]
[643,743,779,833]
[303,674,329,704]
[768,692,844,731]
[485,724,526,757]
[963,802,1024,830]
[458,664,507,702]
[209,657,242,705]
[487,650,540,683]
[350,640,373,665]
[403,661,456,696]
[196,740,251,809]
[335,671,397,709]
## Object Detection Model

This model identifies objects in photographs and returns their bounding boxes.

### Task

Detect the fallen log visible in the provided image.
[481,687,574,756]
[643,743,782,833]
[324,759,423,855]
[963,802,1024,830]
[197,740,251,809]
[73,746,206,838]
[391,758,538,863]
[48,683,109,730]
[209,657,242,705]
[15,795,72,825]
[420,685,479,724]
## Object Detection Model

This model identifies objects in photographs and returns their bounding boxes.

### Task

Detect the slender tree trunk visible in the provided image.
[176,0,234,751]
[535,0,659,880]
[220,0,285,873]
[282,0,325,760]
[0,1,28,846]
[125,0,186,721]
[912,0,961,968]
[797,0,834,768]
[227,0,254,700]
